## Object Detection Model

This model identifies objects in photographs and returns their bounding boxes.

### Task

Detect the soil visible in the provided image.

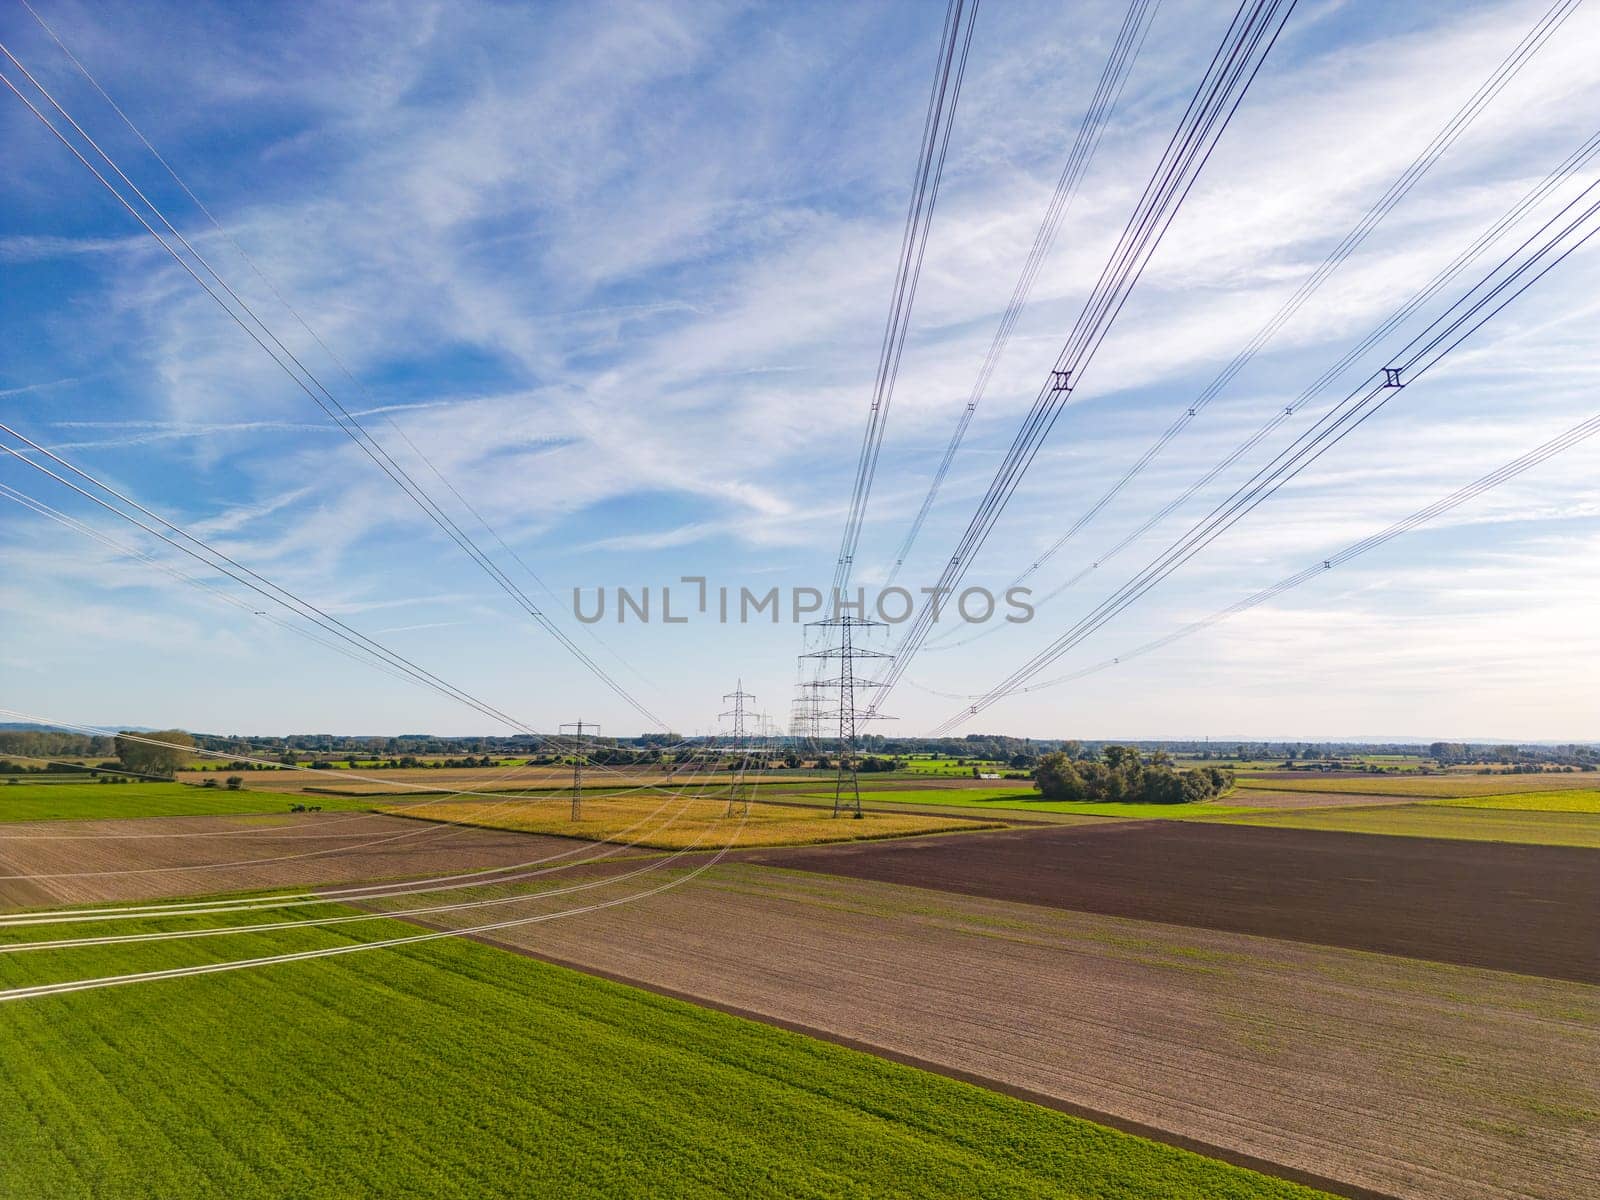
[745,820,1600,982]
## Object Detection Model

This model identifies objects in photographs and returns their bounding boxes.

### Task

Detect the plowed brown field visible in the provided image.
[0,812,598,908]
[749,821,1600,981]
[412,864,1600,1200]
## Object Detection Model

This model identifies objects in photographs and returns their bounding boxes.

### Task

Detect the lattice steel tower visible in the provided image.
[558,720,598,821]
[719,681,757,816]
[802,615,893,817]
[720,680,755,744]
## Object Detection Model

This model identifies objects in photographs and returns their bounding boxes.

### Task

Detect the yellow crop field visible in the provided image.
[379,795,1004,850]
[1235,772,1599,798]
[1428,790,1600,813]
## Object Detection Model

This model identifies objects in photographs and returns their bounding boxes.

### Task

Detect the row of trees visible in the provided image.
[0,731,116,758]
[1034,745,1234,805]
[112,731,196,779]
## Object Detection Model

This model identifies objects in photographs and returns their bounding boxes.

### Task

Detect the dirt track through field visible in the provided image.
[430,864,1599,1200]
[747,821,1600,982]
[0,812,602,907]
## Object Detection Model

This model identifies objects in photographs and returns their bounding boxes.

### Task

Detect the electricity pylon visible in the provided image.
[790,683,827,740]
[558,720,598,821]
[719,681,756,816]
[802,615,893,817]
[719,680,755,745]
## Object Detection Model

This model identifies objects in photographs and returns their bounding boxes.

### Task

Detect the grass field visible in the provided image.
[380,795,1005,849]
[1235,772,1599,798]
[898,758,1009,776]
[1429,790,1600,813]
[0,907,1327,1199]
[0,782,370,823]
[1205,803,1600,848]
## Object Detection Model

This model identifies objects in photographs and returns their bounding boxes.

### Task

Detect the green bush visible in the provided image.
[1034,746,1234,804]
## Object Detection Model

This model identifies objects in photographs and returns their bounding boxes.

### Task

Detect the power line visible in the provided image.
[0,714,724,921]
[0,479,431,694]
[829,0,980,599]
[930,123,1600,655]
[0,809,751,1002]
[1004,0,1581,592]
[884,0,1162,585]
[0,423,557,738]
[870,0,1299,712]
[12,0,650,695]
[907,400,1600,701]
[0,41,665,730]
[930,173,1600,731]
[0,726,778,995]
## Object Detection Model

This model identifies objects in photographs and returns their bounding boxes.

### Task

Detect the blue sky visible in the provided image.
[2,0,1598,740]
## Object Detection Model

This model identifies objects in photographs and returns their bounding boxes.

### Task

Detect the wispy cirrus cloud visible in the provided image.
[1,0,1597,736]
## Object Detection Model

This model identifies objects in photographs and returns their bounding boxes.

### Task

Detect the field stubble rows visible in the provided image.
[0,812,593,908]
[422,862,1599,1200]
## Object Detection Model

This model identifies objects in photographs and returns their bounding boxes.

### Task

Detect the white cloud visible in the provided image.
[3,0,1598,736]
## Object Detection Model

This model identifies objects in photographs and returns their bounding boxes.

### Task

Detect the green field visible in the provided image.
[1205,803,1600,848]
[1429,790,1600,813]
[0,782,370,823]
[897,758,1010,776]
[0,906,1326,1199]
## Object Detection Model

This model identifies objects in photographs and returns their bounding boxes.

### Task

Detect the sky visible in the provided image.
[1,0,1598,742]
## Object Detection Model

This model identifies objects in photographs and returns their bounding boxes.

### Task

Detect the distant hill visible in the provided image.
[0,722,156,733]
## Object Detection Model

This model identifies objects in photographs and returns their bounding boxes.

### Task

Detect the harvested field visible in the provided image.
[0,811,597,909]
[750,821,1600,982]
[1207,803,1600,848]
[1237,772,1600,798]
[379,795,1004,850]
[435,864,1600,1200]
